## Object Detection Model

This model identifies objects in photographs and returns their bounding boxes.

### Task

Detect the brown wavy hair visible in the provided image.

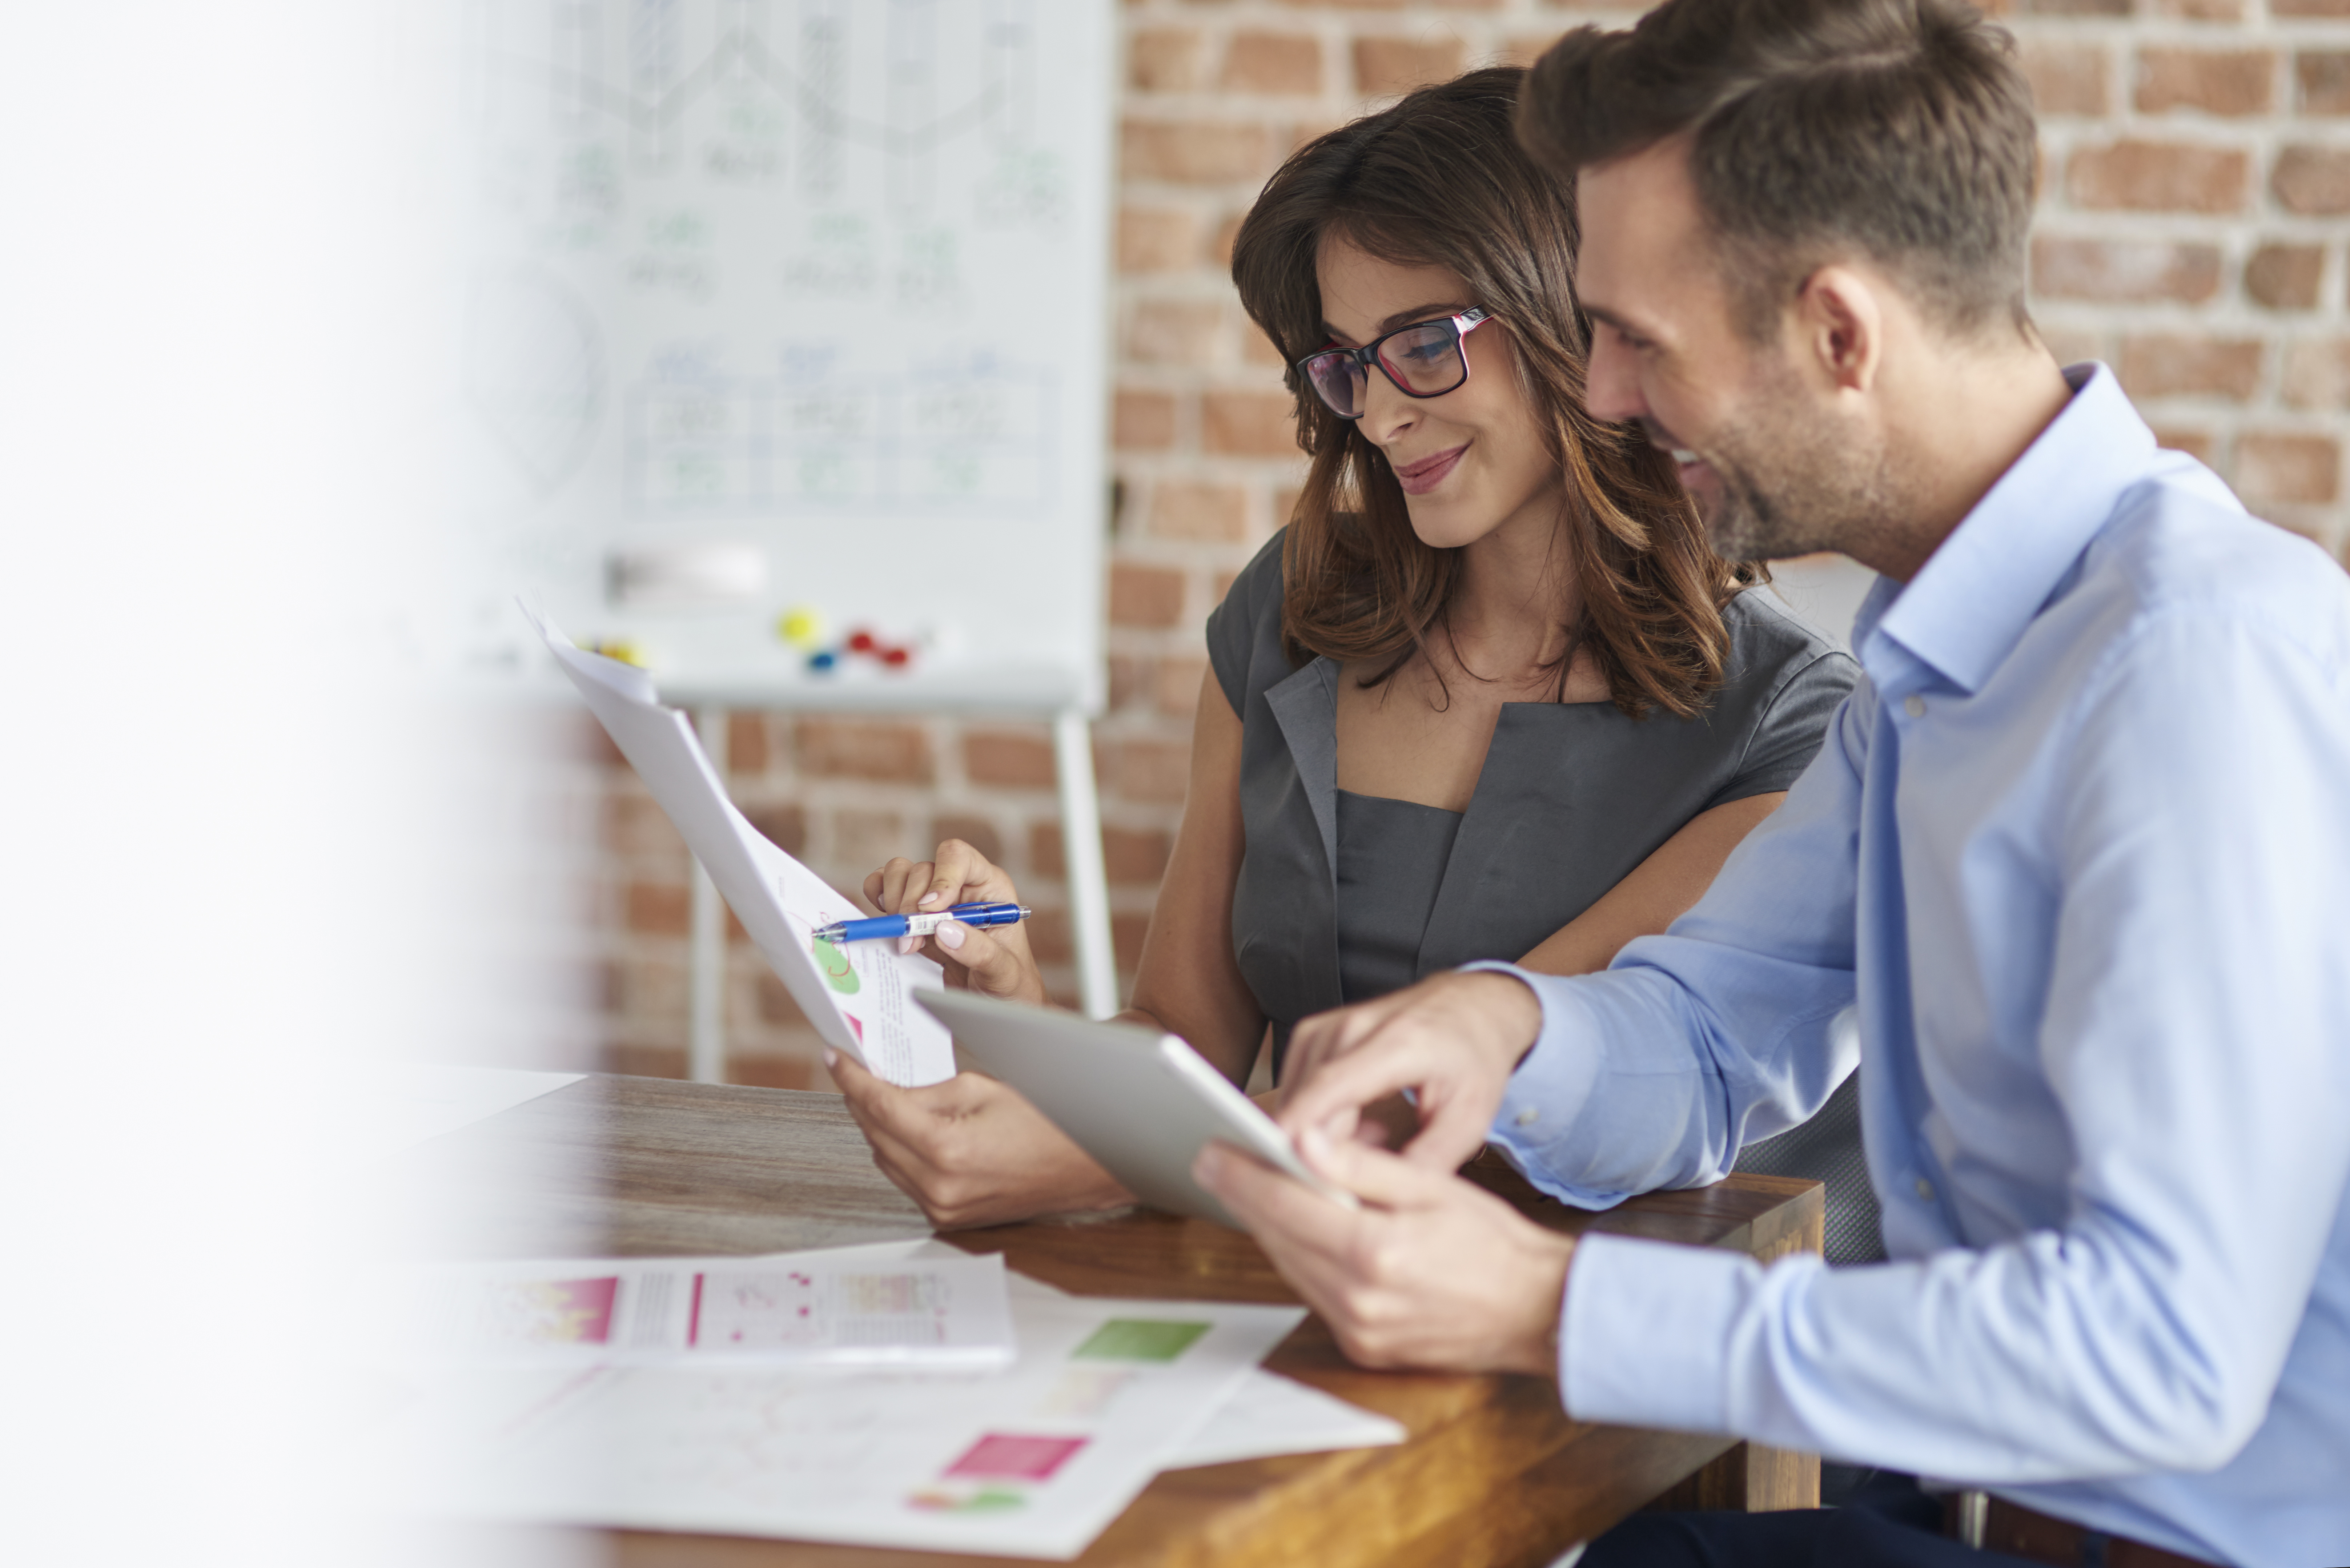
[1230,66,1758,719]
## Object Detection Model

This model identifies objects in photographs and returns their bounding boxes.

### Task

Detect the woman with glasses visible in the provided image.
[829,67,1858,1233]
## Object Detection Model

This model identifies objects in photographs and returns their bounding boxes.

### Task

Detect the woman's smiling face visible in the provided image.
[1314,236,1564,552]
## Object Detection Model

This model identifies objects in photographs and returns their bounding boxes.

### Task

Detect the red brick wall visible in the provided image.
[2017,1,2350,534]
[597,0,2350,1085]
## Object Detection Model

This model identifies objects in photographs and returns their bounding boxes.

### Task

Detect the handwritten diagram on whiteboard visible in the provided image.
[457,0,1113,711]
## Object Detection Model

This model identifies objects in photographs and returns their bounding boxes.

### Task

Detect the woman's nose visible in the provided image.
[1359,371,1419,447]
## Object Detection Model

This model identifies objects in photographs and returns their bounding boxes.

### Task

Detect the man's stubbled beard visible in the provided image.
[1677,352,1897,565]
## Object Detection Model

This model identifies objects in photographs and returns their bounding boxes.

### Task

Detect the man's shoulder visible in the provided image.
[2076,463,2350,668]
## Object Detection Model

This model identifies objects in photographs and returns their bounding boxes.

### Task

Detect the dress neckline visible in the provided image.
[1335,786,1466,820]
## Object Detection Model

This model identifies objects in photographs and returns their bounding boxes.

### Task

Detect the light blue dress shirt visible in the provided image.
[1481,366,2350,1568]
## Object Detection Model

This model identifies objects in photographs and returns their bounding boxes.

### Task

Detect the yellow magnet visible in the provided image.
[582,637,647,668]
[777,606,825,650]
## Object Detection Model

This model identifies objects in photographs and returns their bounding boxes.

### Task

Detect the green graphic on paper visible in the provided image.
[908,1485,1026,1514]
[814,936,860,994]
[1070,1318,1210,1363]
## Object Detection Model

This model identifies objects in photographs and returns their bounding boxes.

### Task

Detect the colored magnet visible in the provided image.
[777,606,825,650]
[581,638,647,668]
[802,623,921,676]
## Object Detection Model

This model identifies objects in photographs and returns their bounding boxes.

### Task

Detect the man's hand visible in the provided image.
[830,1049,1131,1230]
[1195,1128,1573,1376]
[1278,971,1545,1173]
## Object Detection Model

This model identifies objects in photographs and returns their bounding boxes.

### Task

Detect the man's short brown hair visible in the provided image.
[1518,0,2037,340]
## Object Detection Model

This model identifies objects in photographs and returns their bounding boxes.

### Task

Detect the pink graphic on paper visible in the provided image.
[943,1433,1088,1482]
[490,1276,618,1345]
[688,1269,842,1349]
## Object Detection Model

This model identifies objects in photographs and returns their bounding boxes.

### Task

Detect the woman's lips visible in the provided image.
[1392,443,1467,496]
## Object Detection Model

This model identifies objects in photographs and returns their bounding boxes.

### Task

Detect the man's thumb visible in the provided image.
[1298,1124,1444,1210]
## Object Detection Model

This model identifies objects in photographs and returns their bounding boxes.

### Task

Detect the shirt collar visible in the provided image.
[1860,363,2157,695]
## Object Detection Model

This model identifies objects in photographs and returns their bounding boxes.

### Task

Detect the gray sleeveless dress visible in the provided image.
[1206,532,1885,1262]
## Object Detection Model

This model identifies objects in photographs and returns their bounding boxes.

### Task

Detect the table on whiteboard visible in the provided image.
[455,0,1120,1054]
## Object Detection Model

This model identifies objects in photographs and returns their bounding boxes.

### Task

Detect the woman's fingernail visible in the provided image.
[918,892,942,908]
[935,920,966,951]
[1299,1125,1331,1163]
[822,1049,837,1069]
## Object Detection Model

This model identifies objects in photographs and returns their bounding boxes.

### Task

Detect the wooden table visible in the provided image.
[404,1074,1823,1568]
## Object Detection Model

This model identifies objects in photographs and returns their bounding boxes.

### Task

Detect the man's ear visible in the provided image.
[1791,265,1884,394]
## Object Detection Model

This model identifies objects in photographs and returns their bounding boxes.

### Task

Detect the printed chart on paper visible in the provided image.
[456,0,1113,708]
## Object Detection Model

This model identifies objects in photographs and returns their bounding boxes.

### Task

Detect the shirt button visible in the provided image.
[1514,1107,1539,1128]
[1915,1176,1936,1202]
[1904,695,1927,718]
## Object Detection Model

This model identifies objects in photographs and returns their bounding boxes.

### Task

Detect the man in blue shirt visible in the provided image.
[1194,0,2350,1564]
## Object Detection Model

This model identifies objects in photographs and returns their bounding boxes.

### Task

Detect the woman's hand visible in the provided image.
[863,839,1048,1007]
[829,1048,1132,1230]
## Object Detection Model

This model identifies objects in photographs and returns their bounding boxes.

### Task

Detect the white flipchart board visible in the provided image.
[457,0,1121,1054]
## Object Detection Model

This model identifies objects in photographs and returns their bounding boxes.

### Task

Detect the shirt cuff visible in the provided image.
[1461,961,1618,1209]
[1559,1231,1758,1435]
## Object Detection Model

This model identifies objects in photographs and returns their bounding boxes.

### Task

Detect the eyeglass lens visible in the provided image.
[1303,354,1367,418]
[1301,319,1469,418]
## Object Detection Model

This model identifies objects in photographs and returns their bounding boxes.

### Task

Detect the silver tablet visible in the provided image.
[911,988,1357,1229]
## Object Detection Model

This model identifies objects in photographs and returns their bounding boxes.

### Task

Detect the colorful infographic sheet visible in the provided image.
[523,604,954,1085]
[401,1283,1303,1558]
[419,1250,1014,1371]
[998,1268,1406,1471]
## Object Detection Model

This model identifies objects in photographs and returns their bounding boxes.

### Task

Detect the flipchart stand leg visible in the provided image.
[688,705,730,1084]
[1054,708,1119,1020]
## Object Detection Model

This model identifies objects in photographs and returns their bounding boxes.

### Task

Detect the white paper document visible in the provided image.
[522,604,953,1086]
[407,1288,1306,1559]
[1164,1367,1407,1469]
[419,1249,1015,1371]
[998,1262,1406,1470]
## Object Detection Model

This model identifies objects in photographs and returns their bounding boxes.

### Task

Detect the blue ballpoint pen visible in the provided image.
[812,902,1031,944]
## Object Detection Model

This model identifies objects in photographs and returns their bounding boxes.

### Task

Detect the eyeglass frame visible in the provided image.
[1292,307,1496,421]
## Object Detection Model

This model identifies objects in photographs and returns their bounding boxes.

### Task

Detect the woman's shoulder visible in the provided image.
[1222,527,1288,616]
[1720,585,1858,700]
[1205,528,1296,715]
[1692,588,1860,799]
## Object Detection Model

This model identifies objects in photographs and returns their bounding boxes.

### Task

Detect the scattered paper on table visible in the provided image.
[386,1239,1401,1556]
[418,1248,1014,1371]
[1162,1367,1407,1469]
[522,602,953,1087]
[400,1287,1305,1559]
[1000,1264,1406,1470]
